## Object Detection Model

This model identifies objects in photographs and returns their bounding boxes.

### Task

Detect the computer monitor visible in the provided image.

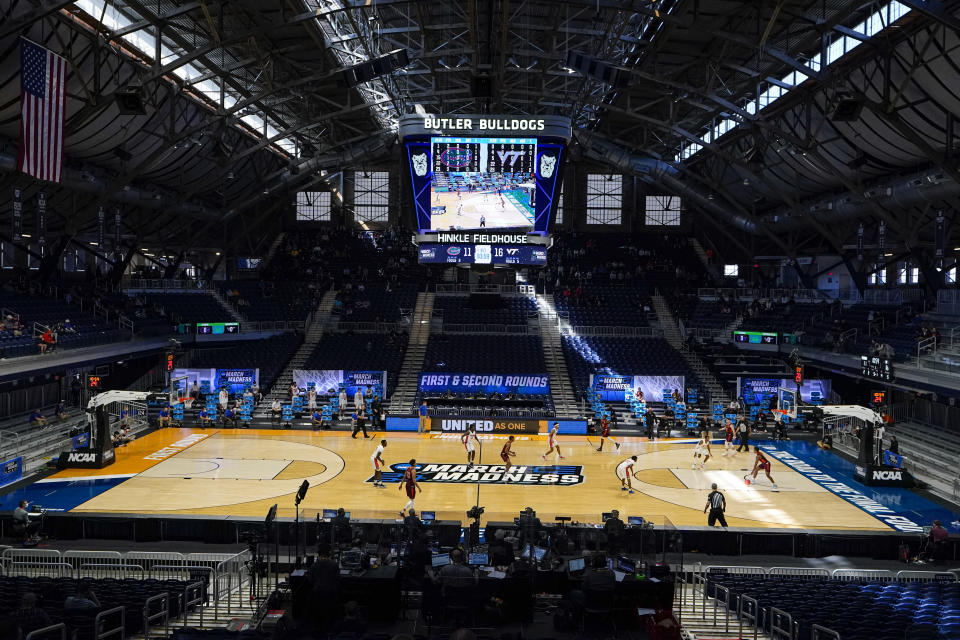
[617,556,636,573]
[341,550,362,568]
[628,516,645,525]
[421,511,436,522]
[521,546,548,562]
[601,512,617,522]
[567,557,585,573]
[322,509,337,518]
[468,552,488,566]
[432,553,451,567]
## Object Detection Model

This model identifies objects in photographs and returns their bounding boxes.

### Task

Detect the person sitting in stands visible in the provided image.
[197,408,211,426]
[55,401,68,421]
[14,592,51,636]
[29,408,47,428]
[157,406,172,427]
[271,399,282,424]
[37,328,55,354]
[62,319,76,333]
[223,406,238,427]
[64,584,100,610]
[312,409,323,428]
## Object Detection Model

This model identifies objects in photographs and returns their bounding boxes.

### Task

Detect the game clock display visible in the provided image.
[418,243,547,265]
[733,330,779,345]
[861,355,893,381]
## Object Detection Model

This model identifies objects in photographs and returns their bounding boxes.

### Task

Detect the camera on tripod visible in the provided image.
[467,505,485,520]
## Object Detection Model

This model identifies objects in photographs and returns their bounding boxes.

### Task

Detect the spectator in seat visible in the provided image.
[223,406,238,427]
[64,583,100,610]
[14,592,51,635]
[55,401,68,421]
[62,319,76,333]
[37,328,55,354]
[311,409,323,428]
[270,399,282,424]
[29,408,47,428]
[888,435,900,455]
[157,406,172,427]
[197,408,211,426]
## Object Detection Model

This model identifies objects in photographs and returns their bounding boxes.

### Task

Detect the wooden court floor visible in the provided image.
[55,428,891,531]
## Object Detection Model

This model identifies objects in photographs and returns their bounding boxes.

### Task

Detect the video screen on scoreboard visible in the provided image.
[429,137,537,232]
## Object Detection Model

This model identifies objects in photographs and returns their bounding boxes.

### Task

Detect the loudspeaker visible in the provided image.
[341,49,411,87]
[828,97,863,121]
[115,89,146,115]
[471,75,493,98]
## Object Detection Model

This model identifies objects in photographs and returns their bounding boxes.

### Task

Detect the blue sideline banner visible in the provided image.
[0,456,23,488]
[738,377,832,404]
[71,432,90,450]
[590,375,685,402]
[884,449,904,469]
[172,367,260,395]
[292,370,387,397]
[418,373,550,395]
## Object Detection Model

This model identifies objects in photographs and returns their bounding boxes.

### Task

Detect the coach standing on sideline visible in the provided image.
[418,400,429,433]
[704,483,728,527]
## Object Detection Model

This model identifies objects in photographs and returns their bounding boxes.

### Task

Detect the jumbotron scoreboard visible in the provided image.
[415,231,550,265]
[401,114,570,267]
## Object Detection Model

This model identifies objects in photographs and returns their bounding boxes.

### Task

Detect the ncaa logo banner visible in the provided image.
[369,462,584,486]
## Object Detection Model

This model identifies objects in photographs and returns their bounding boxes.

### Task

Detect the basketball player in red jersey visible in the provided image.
[501,435,517,475]
[542,422,565,461]
[747,447,779,491]
[398,459,421,516]
[723,419,735,457]
[596,415,621,452]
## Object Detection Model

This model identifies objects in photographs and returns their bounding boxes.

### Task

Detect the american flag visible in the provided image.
[18,39,67,183]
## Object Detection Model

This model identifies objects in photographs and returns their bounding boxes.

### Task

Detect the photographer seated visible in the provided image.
[12,500,41,543]
[603,509,625,555]
[489,528,515,567]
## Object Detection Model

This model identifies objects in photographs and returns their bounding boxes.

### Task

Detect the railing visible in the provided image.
[916,335,937,362]
[938,289,960,315]
[330,321,402,334]
[560,325,663,337]
[811,624,841,640]
[143,593,169,638]
[437,323,535,334]
[434,283,536,296]
[738,594,760,640]
[769,606,793,640]
[895,570,958,582]
[123,278,207,290]
[951,325,960,350]
[831,568,893,581]
[94,606,125,640]
[24,624,66,640]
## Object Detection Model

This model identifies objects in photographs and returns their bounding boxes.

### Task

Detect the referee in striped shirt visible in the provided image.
[704,483,728,527]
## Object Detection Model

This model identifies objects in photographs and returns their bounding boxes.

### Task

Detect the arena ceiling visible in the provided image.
[0,0,959,269]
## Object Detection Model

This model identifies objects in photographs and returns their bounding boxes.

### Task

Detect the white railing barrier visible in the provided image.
[94,606,125,640]
[738,594,760,640]
[768,567,831,579]
[78,563,145,580]
[24,624,66,640]
[151,565,217,621]
[2,549,69,577]
[895,570,958,582]
[143,593,169,639]
[811,624,840,640]
[63,550,122,575]
[831,568,893,581]
[213,550,252,616]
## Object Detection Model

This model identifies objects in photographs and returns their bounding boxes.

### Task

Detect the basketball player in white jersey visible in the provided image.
[370,439,387,487]
[692,431,712,470]
[542,422,565,461]
[462,425,480,467]
[616,455,638,494]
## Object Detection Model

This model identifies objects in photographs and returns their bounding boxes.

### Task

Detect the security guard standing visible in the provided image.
[704,483,728,527]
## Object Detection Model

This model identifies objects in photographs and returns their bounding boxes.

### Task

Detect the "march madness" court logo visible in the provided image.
[367,462,585,486]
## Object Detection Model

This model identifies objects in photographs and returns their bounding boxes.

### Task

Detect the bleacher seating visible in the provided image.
[335,283,419,323]
[553,285,653,326]
[146,293,233,324]
[189,334,302,392]
[219,280,326,321]
[0,290,123,357]
[303,333,407,396]
[707,572,960,640]
[0,575,197,638]
[433,295,536,325]
[562,336,701,400]
[423,335,546,373]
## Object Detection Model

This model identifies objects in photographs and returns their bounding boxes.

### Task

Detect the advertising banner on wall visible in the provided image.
[0,457,23,488]
[589,375,686,402]
[418,373,550,395]
[737,377,832,404]
[291,370,387,397]
[172,368,260,395]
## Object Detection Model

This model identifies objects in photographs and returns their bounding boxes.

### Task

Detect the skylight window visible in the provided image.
[676,2,911,162]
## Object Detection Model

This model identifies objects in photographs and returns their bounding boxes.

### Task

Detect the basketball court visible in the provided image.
[5,427,936,532]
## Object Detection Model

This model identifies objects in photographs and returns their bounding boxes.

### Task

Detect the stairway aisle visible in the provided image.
[387,292,435,415]
[536,293,578,416]
[651,293,728,404]
[689,237,721,284]
[676,583,773,640]
[260,288,338,407]
[209,287,246,323]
